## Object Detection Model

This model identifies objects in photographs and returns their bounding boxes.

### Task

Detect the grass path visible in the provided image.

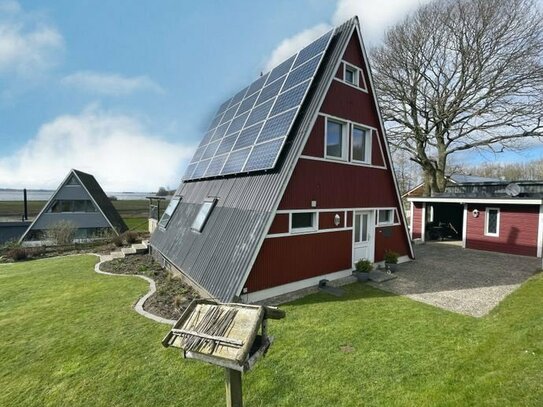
[1,256,541,406]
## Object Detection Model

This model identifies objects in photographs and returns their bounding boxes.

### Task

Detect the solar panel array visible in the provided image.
[184,28,335,181]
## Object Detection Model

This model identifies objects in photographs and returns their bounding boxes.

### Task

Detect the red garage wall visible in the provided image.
[411,202,423,239]
[466,204,539,257]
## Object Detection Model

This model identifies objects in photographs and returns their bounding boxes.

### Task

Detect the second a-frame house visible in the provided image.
[150,17,414,302]
[20,169,128,243]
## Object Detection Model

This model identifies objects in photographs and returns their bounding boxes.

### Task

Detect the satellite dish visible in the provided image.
[505,183,521,197]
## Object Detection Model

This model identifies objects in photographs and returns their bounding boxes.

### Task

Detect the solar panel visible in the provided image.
[233,122,264,150]
[184,28,334,181]
[243,138,285,172]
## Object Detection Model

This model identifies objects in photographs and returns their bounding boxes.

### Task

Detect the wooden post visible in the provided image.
[225,368,243,407]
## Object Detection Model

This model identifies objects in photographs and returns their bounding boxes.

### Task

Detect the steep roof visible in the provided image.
[72,169,128,233]
[151,17,412,301]
[19,169,127,242]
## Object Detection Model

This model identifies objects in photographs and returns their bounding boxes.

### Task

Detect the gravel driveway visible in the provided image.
[370,243,541,317]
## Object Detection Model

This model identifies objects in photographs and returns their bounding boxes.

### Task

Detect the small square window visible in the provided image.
[159,196,182,229]
[344,64,359,86]
[377,209,394,225]
[291,212,317,232]
[192,198,217,232]
[326,119,346,159]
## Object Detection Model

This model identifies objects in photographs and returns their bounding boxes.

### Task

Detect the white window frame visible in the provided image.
[290,211,318,233]
[324,117,348,161]
[191,198,217,233]
[484,207,500,237]
[344,63,359,87]
[376,209,395,226]
[350,125,372,164]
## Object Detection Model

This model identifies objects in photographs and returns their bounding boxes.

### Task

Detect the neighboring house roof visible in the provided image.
[71,169,128,233]
[151,17,412,302]
[448,174,501,184]
[402,174,502,198]
[19,169,127,242]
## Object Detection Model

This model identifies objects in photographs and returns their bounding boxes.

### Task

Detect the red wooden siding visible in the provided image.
[375,225,411,262]
[319,211,345,229]
[347,210,353,227]
[466,204,539,256]
[245,231,352,292]
[370,130,385,167]
[268,213,289,234]
[335,63,343,79]
[301,115,325,156]
[412,202,423,239]
[278,159,399,209]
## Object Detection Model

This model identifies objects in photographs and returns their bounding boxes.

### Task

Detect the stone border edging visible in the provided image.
[93,254,176,325]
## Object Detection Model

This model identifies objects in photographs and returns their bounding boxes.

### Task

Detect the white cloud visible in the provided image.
[0,107,195,191]
[61,71,164,96]
[0,1,63,76]
[264,0,431,70]
[264,23,331,72]
[333,0,432,45]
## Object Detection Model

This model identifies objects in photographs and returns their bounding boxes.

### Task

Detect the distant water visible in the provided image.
[0,190,151,201]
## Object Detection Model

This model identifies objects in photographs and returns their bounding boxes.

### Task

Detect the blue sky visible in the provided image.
[0,0,541,191]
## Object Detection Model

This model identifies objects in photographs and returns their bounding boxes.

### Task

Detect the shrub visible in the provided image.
[123,231,138,244]
[384,250,400,264]
[355,259,373,273]
[47,221,77,245]
[112,235,124,247]
[108,195,118,201]
[5,247,28,261]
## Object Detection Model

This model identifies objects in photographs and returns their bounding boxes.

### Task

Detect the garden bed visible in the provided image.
[100,254,199,319]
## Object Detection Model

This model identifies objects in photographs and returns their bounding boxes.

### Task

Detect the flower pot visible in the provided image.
[353,271,370,281]
[385,262,398,273]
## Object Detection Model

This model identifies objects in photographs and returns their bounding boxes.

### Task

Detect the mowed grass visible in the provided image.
[1,256,542,406]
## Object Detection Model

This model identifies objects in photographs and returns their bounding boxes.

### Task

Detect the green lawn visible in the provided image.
[123,217,148,232]
[1,256,542,406]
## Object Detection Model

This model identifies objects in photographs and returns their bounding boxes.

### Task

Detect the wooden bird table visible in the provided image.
[162,299,285,407]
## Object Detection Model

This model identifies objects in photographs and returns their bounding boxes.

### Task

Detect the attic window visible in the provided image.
[325,118,347,160]
[344,64,358,86]
[66,174,79,185]
[158,196,182,229]
[192,198,217,233]
[351,126,371,163]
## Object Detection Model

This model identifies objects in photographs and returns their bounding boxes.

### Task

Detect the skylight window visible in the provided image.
[158,196,182,229]
[192,198,217,232]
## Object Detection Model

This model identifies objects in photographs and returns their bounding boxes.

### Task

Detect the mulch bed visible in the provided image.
[100,254,199,320]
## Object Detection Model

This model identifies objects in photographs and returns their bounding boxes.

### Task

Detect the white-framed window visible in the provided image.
[377,209,394,226]
[484,207,500,237]
[351,126,372,163]
[344,63,359,86]
[325,118,348,160]
[290,212,317,233]
[158,196,182,229]
[191,198,217,232]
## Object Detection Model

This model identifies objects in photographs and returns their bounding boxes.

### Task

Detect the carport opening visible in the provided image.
[426,203,463,241]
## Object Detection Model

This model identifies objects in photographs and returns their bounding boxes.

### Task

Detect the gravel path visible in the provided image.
[369,243,540,317]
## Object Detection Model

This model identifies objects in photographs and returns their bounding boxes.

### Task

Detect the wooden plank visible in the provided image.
[171,329,244,347]
[225,368,243,407]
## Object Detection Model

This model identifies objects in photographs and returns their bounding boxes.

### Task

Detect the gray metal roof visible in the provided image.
[151,18,358,302]
[19,169,127,241]
[449,174,502,184]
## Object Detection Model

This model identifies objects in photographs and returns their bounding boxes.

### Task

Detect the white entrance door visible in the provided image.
[353,210,374,264]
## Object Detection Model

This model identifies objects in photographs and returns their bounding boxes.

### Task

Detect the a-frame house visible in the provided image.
[20,169,128,243]
[150,17,414,302]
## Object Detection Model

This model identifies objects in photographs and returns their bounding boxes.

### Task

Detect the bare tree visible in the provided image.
[372,0,543,195]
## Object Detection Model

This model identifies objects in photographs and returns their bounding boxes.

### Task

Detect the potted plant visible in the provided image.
[353,259,373,281]
[384,250,399,272]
